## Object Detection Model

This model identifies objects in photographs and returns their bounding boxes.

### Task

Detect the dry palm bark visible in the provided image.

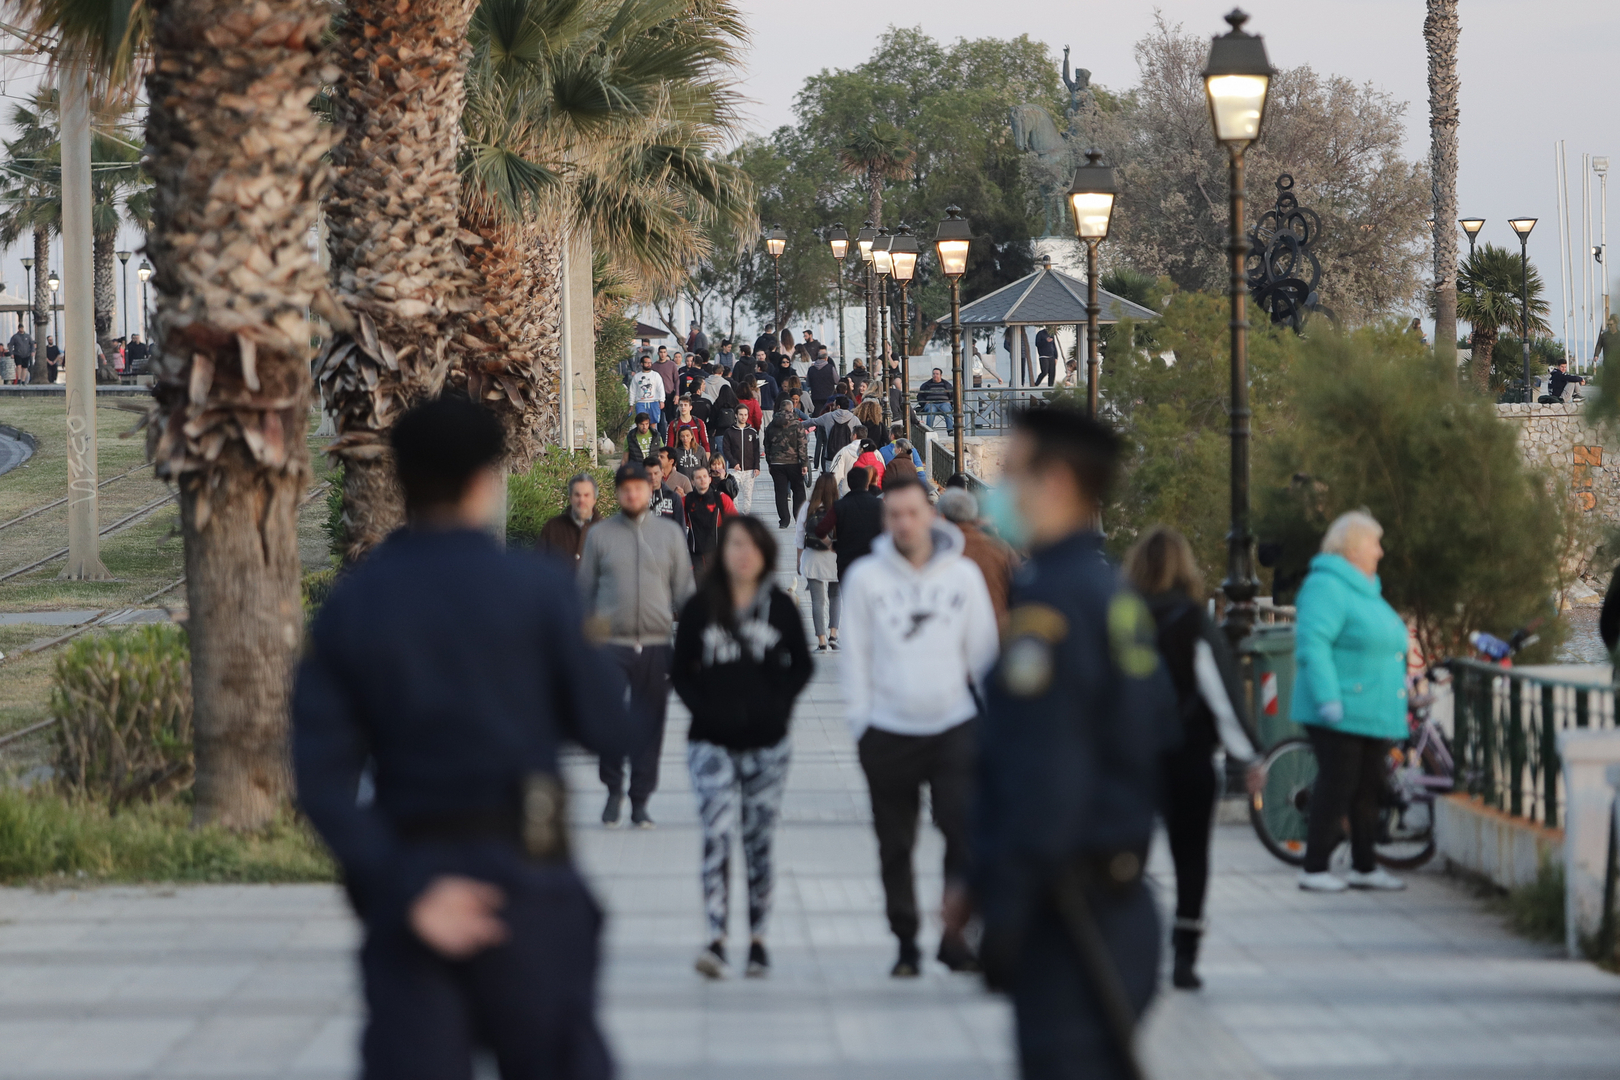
[141,0,335,830]
[1426,0,1460,363]
[453,206,561,468]
[318,0,482,561]
[27,227,50,384]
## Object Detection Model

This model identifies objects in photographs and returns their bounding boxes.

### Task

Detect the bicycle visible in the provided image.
[1249,668,1454,870]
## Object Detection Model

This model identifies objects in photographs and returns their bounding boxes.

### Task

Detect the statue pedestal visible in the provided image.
[1032,236,1084,277]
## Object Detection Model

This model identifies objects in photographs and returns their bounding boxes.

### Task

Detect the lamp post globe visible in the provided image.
[934,207,973,466]
[1509,218,1537,402]
[1068,150,1120,419]
[1203,6,1273,644]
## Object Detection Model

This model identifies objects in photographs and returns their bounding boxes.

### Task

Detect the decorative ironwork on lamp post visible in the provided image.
[1509,217,1537,402]
[765,223,787,334]
[871,228,894,430]
[1203,6,1273,645]
[889,225,920,432]
[1067,151,1119,418]
[827,223,850,374]
[934,207,972,469]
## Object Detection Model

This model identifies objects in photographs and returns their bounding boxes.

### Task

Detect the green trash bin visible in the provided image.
[1241,623,1300,750]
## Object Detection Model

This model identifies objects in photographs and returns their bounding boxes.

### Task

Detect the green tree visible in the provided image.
[1457,243,1551,394]
[1255,325,1566,660]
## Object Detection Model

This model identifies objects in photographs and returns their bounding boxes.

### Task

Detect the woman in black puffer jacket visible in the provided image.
[672,516,812,981]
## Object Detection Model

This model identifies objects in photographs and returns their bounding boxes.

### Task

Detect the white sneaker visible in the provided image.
[1345,867,1406,891]
[1298,871,1349,892]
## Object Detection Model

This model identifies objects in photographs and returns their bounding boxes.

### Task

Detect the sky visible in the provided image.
[729,0,1619,353]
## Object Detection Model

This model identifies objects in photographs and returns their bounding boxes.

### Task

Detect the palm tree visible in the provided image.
[15,0,339,830]
[0,93,59,384]
[454,0,755,466]
[1425,0,1460,362]
[1458,243,1551,393]
[318,0,487,563]
[838,122,913,364]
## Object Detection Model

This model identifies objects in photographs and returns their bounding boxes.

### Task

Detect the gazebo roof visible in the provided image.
[958,257,1158,328]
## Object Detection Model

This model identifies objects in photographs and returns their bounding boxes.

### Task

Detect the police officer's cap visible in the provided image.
[615,461,652,486]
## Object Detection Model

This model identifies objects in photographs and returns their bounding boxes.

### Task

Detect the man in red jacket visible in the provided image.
[682,464,736,574]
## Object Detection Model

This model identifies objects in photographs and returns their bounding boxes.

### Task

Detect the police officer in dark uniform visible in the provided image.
[293,396,638,1080]
[947,406,1177,1080]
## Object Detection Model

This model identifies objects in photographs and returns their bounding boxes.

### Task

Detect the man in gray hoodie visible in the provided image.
[578,461,695,828]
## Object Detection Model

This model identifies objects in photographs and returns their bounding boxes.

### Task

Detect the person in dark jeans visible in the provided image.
[578,461,696,829]
[814,465,884,580]
[1123,526,1261,990]
[837,478,999,976]
[1034,326,1058,386]
[762,408,807,529]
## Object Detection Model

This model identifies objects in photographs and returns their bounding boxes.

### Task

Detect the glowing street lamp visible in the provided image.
[934,206,973,465]
[1068,150,1120,418]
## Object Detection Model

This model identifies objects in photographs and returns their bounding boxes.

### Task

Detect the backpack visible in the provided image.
[823,416,857,458]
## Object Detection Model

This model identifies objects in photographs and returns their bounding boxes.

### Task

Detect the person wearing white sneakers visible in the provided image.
[1291,510,1412,893]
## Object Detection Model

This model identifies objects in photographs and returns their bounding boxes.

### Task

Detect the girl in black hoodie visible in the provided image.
[672,515,812,980]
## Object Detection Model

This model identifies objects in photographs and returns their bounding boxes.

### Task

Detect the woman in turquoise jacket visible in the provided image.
[1290,511,1410,893]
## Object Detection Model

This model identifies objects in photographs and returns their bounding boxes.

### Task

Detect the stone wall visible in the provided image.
[1498,402,1620,520]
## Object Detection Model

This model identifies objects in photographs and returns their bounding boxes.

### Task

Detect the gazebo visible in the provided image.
[956,255,1156,390]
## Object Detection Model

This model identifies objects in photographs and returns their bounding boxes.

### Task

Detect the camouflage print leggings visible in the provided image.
[687,739,792,941]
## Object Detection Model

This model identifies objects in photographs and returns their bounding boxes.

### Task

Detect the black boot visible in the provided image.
[1171,920,1204,990]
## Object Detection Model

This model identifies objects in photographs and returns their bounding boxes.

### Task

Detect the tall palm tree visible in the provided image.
[1425,0,1460,363]
[838,121,913,365]
[454,0,754,466]
[317,0,487,563]
[1458,243,1551,393]
[15,0,339,830]
[0,93,59,383]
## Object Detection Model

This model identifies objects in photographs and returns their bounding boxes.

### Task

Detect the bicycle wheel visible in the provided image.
[1250,738,1317,866]
[1375,751,1438,870]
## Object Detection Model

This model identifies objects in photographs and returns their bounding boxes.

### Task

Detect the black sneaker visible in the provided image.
[937,931,980,973]
[630,803,655,829]
[827,637,839,650]
[602,793,623,828]
[695,940,728,979]
[746,940,769,978]
[891,940,921,978]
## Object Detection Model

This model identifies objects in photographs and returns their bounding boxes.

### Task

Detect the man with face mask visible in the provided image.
[948,406,1178,1080]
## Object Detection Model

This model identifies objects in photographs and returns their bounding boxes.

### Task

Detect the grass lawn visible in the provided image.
[0,397,336,740]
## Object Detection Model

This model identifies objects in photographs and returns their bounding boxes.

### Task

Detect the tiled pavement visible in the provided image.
[1,471,1618,1078]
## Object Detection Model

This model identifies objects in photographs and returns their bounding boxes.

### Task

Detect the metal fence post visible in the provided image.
[1508,675,1525,816]
[1542,683,1559,827]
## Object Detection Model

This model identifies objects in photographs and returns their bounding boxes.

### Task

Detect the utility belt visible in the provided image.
[395,774,571,864]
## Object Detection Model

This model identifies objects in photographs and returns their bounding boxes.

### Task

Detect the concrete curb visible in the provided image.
[0,421,37,476]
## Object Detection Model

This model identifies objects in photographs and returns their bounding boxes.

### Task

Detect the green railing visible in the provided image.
[1446,658,1618,829]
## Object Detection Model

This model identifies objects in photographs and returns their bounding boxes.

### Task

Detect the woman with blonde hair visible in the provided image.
[1291,510,1410,894]
[1123,526,1258,990]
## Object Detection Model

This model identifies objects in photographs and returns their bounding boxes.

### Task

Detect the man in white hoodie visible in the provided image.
[839,476,1000,977]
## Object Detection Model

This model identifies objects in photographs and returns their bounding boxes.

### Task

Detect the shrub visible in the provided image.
[50,625,194,808]
[1505,858,1565,944]
[302,567,340,621]
[0,789,333,884]
[506,450,617,547]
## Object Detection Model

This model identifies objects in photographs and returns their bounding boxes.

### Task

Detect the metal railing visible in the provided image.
[907,387,1054,438]
[1446,658,1618,829]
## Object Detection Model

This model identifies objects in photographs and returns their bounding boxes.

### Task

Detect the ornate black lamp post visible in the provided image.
[137,260,152,340]
[765,223,787,334]
[856,221,877,373]
[47,268,60,349]
[871,228,894,429]
[1203,7,1273,643]
[1509,217,1537,402]
[116,250,131,339]
[889,225,920,432]
[934,207,972,467]
[1460,218,1485,259]
[827,223,850,373]
[1067,151,1119,418]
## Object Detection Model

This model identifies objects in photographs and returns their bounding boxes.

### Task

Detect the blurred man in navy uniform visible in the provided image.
[947,406,1177,1080]
[293,396,637,1080]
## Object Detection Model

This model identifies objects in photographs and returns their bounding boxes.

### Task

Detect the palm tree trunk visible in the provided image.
[144,0,334,830]
[1471,324,1496,394]
[1426,0,1460,365]
[319,0,481,563]
[28,226,50,384]
[93,228,117,380]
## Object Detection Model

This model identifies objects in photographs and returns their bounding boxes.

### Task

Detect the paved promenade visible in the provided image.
[1,474,1617,1078]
